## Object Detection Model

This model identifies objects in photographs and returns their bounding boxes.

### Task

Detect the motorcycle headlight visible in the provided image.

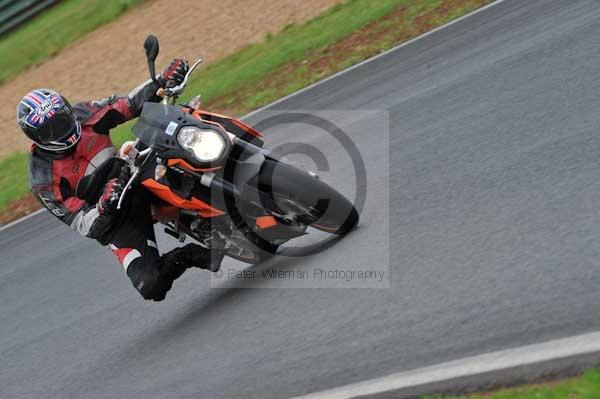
[177,126,226,162]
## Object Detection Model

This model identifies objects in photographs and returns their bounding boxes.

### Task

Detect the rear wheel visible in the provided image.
[258,159,359,235]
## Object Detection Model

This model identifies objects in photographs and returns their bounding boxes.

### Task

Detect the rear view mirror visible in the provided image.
[143,35,160,84]
[144,34,159,62]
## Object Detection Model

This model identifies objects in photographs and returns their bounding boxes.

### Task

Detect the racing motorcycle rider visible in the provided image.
[17,59,223,302]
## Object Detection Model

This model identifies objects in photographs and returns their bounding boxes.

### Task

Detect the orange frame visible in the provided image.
[142,178,225,218]
[167,158,222,172]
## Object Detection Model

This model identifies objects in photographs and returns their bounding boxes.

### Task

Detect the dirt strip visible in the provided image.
[0,0,341,159]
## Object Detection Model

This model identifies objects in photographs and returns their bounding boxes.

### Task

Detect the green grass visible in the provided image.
[0,0,486,217]
[0,152,29,212]
[182,0,404,103]
[425,369,600,399]
[0,0,142,84]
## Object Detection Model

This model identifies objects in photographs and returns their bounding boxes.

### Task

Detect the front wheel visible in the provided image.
[258,159,359,235]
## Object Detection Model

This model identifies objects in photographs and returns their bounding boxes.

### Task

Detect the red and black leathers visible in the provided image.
[28,79,161,243]
[109,187,218,301]
[28,73,218,301]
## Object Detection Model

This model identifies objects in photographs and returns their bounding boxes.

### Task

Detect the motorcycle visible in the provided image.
[117,35,358,263]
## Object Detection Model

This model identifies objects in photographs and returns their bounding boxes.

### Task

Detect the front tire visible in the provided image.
[258,159,359,235]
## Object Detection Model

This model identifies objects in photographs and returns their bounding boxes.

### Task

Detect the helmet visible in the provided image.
[16,89,81,152]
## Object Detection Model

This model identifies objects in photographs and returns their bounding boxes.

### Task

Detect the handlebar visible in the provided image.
[143,34,202,102]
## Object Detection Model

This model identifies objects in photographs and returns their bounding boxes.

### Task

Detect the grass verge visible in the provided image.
[0,0,489,224]
[425,369,600,399]
[0,153,28,210]
[0,0,143,84]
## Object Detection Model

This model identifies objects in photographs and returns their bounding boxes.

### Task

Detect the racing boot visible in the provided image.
[162,243,224,273]
[134,244,222,302]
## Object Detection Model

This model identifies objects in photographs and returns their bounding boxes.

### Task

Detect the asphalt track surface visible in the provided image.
[3,1,600,397]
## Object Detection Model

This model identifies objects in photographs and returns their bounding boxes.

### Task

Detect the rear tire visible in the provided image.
[258,159,359,235]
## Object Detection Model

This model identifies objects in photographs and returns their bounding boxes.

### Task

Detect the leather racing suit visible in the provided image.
[28,79,213,301]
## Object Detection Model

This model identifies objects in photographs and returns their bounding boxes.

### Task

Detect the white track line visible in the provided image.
[0,208,43,232]
[244,0,505,119]
[292,331,600,399]
[1,0,504,232]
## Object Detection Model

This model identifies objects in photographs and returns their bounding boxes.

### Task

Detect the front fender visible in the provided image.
[227,137,267,189]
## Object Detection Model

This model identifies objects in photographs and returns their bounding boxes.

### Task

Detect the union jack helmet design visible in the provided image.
[17,89,81,152]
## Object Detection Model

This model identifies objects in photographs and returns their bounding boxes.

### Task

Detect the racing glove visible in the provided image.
[97,178,124,215]
[159,59,189,88]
